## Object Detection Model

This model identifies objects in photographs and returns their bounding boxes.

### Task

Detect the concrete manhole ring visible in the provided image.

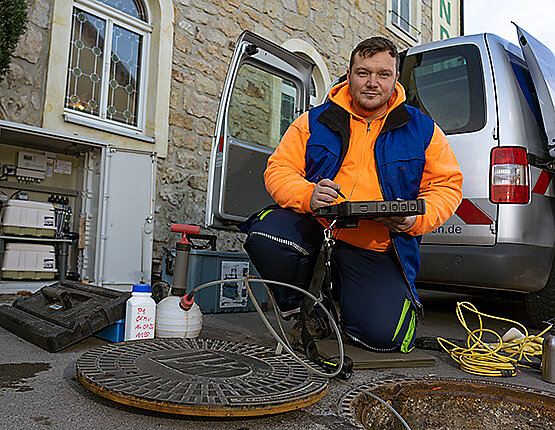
[77,338,328,417]
[339,377,555,429]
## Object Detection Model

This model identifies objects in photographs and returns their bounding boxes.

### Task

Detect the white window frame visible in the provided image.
[386,0,422,45]
[64,0,152,141]
[309,76,318,108]
[281,39,331,107]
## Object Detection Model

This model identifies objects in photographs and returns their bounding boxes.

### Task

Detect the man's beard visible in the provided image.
[350,84,395,114]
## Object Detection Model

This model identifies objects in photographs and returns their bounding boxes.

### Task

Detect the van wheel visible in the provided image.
[525,262,555,328]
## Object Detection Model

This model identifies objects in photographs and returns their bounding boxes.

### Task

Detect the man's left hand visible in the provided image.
[375,215,417,233]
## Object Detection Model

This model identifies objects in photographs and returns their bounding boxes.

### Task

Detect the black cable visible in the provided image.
[336,378,412,429]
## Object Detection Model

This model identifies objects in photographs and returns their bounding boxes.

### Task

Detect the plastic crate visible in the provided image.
[0,199,56,237]
[1,242,57,280]
[94,319,125,343]
[180,250,268,314]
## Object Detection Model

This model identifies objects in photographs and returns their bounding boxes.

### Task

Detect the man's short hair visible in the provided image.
[349,37,400,73]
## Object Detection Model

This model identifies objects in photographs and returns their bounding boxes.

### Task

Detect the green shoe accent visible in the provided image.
[392,298,411,341]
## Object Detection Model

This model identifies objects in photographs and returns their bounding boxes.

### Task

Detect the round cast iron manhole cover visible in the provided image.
[339,377,555,429]
[77,338,328,417]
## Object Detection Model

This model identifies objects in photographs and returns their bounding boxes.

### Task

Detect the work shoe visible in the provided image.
[285,311,332,353]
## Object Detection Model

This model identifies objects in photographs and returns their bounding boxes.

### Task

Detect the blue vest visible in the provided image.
[306,101,435,304]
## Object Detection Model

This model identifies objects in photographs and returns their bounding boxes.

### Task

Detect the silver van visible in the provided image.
[206,27,555,327]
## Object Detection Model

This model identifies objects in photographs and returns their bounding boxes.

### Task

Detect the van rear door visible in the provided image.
[399,37,498,245]
[205,31,314,229]
[516,24,555,157]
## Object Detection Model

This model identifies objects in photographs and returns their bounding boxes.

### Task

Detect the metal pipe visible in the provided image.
[57,241,69,282]
[172,241,191,296]
[96,147,110,286]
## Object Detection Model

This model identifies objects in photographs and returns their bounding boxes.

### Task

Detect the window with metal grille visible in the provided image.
[65,0,149,130]
[387,0,421,44]
[392,0,411,34]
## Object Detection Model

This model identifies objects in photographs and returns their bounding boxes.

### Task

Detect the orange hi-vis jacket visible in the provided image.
[264,81,463,252]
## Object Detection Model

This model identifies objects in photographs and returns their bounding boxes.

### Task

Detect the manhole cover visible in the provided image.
[340,377,555,429]
[77,338,328,417]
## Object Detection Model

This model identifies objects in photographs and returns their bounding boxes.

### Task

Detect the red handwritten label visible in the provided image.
[129,307,155,340]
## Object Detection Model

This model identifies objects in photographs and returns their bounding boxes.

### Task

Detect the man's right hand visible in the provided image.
[310,178,343,212]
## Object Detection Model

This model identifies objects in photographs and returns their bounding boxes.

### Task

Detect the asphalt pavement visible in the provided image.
[1,289,554,429]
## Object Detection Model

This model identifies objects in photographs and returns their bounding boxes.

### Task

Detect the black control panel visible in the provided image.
[315,199,426,228]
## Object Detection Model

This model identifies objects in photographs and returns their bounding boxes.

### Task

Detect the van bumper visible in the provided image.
[417,243,554,293]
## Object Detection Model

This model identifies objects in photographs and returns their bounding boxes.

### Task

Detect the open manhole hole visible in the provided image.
[340,377,555,429]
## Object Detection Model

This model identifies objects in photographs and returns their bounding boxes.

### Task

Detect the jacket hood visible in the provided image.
[328,80,407,119]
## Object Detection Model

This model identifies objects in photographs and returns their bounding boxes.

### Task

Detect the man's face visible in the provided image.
[347,51,398,116]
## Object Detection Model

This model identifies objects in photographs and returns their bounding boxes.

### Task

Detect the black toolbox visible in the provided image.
[0,281,130,352]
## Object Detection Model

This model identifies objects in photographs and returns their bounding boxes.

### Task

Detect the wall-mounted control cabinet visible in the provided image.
[0,120,156,293]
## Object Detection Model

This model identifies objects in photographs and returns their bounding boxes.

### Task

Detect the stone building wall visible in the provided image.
[155,0,434,261]
[0,0,52,126]
[0,0,435,269]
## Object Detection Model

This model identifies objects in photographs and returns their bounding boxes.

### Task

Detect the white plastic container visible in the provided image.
[1,242,56,279]
[0,200,56,236]
[155,296,203,338]
[124,284,156,341]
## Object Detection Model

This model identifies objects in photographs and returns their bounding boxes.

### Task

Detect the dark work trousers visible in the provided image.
[243,207,418,352]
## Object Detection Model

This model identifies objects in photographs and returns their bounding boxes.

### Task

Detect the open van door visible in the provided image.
[516,24,555,157]
[206,31,314,229]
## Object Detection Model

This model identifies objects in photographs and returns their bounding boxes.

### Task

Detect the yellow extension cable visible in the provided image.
[437,301,552,377]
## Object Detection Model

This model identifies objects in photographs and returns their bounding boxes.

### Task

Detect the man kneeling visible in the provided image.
[241,36,463,353]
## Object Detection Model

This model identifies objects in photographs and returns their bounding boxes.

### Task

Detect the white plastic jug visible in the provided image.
[124,284,156,341]
[155,295,203,338]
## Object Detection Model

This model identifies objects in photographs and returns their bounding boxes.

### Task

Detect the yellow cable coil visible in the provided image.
[437,301,551,377]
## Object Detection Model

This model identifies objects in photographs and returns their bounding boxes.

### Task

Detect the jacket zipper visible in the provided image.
[373,129,424,318]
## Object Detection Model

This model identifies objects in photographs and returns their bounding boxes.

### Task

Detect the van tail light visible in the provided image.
[490,147,529,203]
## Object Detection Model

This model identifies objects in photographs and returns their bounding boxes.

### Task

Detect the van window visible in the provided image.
[507,51,544,132]
[228,63,298,149]
[400,44,486,134]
